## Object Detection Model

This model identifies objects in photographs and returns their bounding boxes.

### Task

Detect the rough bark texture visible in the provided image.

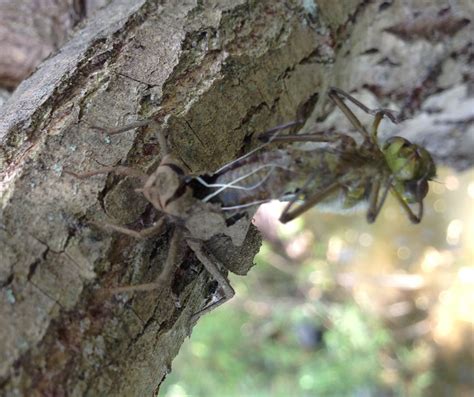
[0,0,472,396]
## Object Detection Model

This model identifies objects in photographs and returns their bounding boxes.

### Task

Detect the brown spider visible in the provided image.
[67,121,252,320]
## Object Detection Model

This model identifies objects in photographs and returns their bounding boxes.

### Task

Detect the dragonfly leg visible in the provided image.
[328,87,400,124]
[186,239,235,322]
[328,88,371,140]
[259,129,352,145]
[328,87,400,145]
[370,112,384,143]
[366,178,395,223]
[279,182,340,223]
[390,187,423,224]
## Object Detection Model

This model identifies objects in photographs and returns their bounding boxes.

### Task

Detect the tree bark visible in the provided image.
[0,0,472,396]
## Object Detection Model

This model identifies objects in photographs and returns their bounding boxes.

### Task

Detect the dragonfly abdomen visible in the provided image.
[213,150,298,208]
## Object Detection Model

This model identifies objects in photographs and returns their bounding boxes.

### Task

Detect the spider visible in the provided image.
[67,121,253,320]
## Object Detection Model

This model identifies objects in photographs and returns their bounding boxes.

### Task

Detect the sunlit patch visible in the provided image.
[253,201,285,236]
[397,246,411,260]
[421,247,454,273]
[285,231,312,259]
[432,280,473,350]
[458,267,474,284]
[353,289,372,309]
[309,270,322,284]
[299,374,314,389]
[190,342,209,358]
[327,236,343,262]
[382,273,425,290]
[421,247,444,272]
[165,384,188,397]
[358,232,373,247]
[438,290,451,305]
[458,286,474,324]
[257,200,305,237]
[433,198,446,213]
[468,181,474,198]
[444,174,460,191]
[446,219,463,245]
[432,307,456,347]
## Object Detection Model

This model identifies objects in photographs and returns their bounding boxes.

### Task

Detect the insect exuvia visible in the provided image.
[66,87,436,319]
[196,87,436,225]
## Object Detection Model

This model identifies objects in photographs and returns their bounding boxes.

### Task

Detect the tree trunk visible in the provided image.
[0,0,472,395]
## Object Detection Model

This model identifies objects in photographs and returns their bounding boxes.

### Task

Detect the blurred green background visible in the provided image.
[161,168,473,397]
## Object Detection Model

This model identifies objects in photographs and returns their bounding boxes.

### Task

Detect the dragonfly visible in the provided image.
[194,87,436,225]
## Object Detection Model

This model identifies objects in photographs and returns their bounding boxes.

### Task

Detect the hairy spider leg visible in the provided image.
[186,239,235,322]
[90,218,166,239]
[87,119,154,135]
[65,165,148,183]
[72,122,238,317]
[109,227,184,295]
[66,163,169,236]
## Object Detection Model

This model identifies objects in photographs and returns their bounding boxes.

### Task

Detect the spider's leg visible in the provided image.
[109,226,183,294]
[186,239,235,322]
[66,165,148,183]
[88,119,153,135]
[91,217,166,240]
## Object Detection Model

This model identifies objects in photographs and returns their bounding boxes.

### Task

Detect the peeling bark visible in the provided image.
[0,0,472,395]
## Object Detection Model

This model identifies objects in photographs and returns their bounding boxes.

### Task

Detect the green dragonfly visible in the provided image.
[197,87,436,224]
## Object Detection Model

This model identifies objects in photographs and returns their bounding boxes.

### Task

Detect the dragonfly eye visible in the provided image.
[402,179,429,203]
[383,137,436,182]
[415,146,437,180]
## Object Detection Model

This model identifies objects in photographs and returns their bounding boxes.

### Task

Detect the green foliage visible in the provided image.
[161,167,471,396]
[161,280,394,397]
